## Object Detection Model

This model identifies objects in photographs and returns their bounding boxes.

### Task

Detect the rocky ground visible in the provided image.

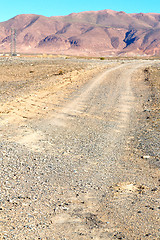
[0,57,159,240]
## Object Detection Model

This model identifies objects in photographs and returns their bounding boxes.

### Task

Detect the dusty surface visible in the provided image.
[0,57,160,239]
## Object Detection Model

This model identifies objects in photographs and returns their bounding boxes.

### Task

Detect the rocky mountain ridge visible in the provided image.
[0,9,160,56]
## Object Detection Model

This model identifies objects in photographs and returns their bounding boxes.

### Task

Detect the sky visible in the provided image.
[1,0,160,22]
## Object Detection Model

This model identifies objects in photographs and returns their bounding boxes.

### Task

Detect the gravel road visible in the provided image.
[0,58,159,239]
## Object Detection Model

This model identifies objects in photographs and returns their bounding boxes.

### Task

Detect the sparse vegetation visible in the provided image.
[100,57,105,60]
[58,69,63,75]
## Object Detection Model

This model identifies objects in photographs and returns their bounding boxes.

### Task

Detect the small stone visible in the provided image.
[62,207,68,211]
[151,187,158,192]
[149,207,154,210]
[145,233,151,237]
[144,109,150,112]
[114,232,125,239]
[141,156,150,159]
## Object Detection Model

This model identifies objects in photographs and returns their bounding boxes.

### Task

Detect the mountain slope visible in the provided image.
[0,10,160,56]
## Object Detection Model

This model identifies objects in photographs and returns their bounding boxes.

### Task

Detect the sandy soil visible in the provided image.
[0,57,159,240]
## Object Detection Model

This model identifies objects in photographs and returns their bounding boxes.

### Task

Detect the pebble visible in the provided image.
[151,187,158,192]
[141,156,150,159]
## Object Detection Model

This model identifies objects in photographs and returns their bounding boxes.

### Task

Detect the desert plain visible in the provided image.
[0,56,160,239]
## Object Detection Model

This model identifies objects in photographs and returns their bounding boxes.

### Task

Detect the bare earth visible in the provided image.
[0,57,160,240]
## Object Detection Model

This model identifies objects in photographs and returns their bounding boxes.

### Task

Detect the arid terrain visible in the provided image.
[0,10,160,56]
[0,56,160,239]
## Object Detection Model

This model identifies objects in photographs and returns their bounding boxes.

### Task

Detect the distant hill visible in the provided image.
[0,10,160,56]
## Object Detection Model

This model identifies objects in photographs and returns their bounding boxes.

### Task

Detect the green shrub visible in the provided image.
[100,57,105,60]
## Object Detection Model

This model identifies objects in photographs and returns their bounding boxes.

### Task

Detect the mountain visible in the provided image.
[0,10,160,56]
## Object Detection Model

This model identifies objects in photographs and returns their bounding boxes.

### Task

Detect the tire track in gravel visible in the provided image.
[14,61,151,151]
[30,60,159,240]
[49,64,124,127]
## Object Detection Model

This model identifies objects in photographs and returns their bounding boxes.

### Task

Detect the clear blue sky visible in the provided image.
[1,0,160,22]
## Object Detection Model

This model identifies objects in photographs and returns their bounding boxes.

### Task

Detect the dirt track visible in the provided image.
[0,58,160,239]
